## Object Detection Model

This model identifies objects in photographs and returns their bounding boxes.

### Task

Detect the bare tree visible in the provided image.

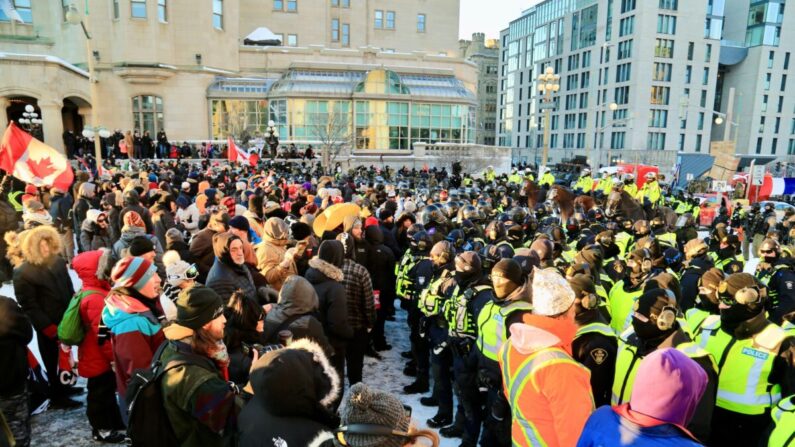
[312,108,352,174]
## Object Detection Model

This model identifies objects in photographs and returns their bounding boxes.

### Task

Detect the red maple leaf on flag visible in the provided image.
[26,156,57,179]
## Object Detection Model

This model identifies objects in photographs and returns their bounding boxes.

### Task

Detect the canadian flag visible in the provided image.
[227,136,259,166]
[0,122,74,191]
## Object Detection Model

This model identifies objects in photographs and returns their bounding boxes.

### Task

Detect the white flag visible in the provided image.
[0,0,24,23]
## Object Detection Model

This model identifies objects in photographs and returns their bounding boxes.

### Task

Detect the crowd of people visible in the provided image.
[0,158,793,447]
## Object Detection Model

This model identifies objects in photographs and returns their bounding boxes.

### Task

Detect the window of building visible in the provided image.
[778,96,784,113]
[773,138,779,154]
[331,19,340,41]
[580,92,589,108]
[775,117,781,134]
[112,0,120,19]
[287,0,297,11]
[583,51,591,67]
[653,63,672,82]
[617,39,632,59]
[581,72,590,88]
[274,0,283,9]
[762,95,768,112]
[768,51,775,68]
[331,0,350,6]
[649,109,668,127]
[705,44,712,63]
[698,112,705,130]
[132,96,164,136]
[702,68,709,85]
[756,137,763,154]
[621,0,636,13]
[659,0,677,10]
[374,10,383,28]
[687,42,694,60]
[696,134,703,152]
[678,133,685,150]
[765,73,772,90]
[789,139,795,155]
[212,0,223,28]
[158,0,167,21]
[386,11,395,29]
[657,15,676,34]
[342,23,350,46]
[785,52,791,70]
[647,132,666,150]
[287,34,297,46]
[650,86,670,105]
[700,90,707,107]
[654,39,674,58]
[131,0,146,18]
[417,14,426,32]
[619,16,634,37]
[685,65,692,84]
[782,74,788,91]
[615,86,630,105]
[611,131,626,149]
[616,63,632,82]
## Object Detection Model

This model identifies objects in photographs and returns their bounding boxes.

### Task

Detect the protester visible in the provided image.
[262,275,331,353]
[205,233,257,303]
[79,209,112,252]
[0,295,33,447]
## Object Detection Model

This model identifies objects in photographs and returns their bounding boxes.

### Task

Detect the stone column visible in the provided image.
[39,100,65,155]
[0,97,9,132]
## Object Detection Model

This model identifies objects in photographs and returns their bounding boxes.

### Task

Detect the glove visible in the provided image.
[42,324,58,340]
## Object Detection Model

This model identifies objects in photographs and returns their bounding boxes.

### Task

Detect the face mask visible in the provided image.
[720,302,759,326]
[718,247,735,259]
[493,276,518,299]
[632,315,666,340]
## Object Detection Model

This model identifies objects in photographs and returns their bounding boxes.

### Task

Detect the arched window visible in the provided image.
[132,95,164,135]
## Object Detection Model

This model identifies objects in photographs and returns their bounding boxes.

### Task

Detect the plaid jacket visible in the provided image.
[341,259,376,331]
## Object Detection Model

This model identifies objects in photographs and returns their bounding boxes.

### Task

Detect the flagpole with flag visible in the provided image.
[0,122,75,191]
[227,136,259,166]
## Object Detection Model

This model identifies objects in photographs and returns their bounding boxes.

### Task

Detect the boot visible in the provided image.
[426,413,452,429]
[364,346,382,360]
[401,350,413,359]
[419,396,438,406]
[402,377,429,394]
[92,429,127,444]
[403,364,417,377]
[440,424,464,438]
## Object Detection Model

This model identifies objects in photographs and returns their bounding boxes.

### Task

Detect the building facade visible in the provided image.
[459,33,499,145]
[497,0,723,167]
[0,0,474,154]
[714,0,795,158]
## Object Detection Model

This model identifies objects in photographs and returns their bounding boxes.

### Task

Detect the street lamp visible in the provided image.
[66,3,105,171]
[537,66,560,171]
[266,120,280,160]
[18,104,43,134]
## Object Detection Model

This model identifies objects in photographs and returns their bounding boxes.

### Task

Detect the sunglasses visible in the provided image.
[718,295,737,306]
[760,249,775,254]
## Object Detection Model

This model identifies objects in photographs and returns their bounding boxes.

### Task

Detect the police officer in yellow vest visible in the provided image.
[612,288,718,442]
[523,168,535,183]
[637,172,662,209]
[650,216,677,250]
[442,251,495,444]
[403,231,436,395]
[756,238,795,325]
[696,272,795,446]
[568,273,617,407]
[685,268,724,335]
[608,248,655,334]
[622,173,638,197]
[483,166,496,183]
[475,258,532,447]
[574,168,596,195]
[709,234,745,274]
[508,169,523,185]
[769,395,795,446]
[417,240,457,428]
[539,167,555,188]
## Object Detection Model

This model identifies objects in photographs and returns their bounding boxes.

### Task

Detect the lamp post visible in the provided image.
[594,102,618,167]
[266,120,280,160]
[17,104,43,135]
[66,3,105,171]
[537,66,560,171]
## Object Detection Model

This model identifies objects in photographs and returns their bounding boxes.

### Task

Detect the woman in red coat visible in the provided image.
[74,248,126,443]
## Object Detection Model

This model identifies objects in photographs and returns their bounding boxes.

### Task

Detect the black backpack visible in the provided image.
[125,341,200,447]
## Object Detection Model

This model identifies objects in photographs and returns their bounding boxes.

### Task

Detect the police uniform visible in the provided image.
[757,261,795,325]
[573,316,617,407]
[769,395,795,447]
[404,255,435,393]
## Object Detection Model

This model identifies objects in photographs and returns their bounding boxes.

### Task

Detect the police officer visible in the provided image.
[685,267,724,335]
[621,173,638,197]
[710,234,745,274]
[650,216,677,249]
[574,168,595,195]
[442,251,494,445]
[417,240,457,428]
[636,172,662,213]
[484,221,513,253]
[476,259,532,447]
[680,238,715,312]
[768,395,795,446]
[539,167,555,188]
[608,248,656,334]
[696,273,795,446]
[568,273,617,407]
[675,213,699,252]
[756,238,795,325]
[613,288,718,442]
[403,231,436,394]
[626,220,650,254]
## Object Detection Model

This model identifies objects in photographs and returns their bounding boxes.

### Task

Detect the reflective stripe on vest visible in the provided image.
[697,318,786,415]
[685,308,711,336]
[396,253,420,298]
[575,322,616,341]
[8,191,23,212]
[501,345,581,447]
[476,300,533,361]
[770,396,795,447]
[783,321,795,338]
[445,285,491,338]
[418,270,450,317]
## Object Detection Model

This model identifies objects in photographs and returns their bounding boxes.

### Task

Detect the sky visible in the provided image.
[459,0,534,40]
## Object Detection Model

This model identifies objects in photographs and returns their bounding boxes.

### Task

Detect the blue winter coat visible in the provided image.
[577,406,702,447]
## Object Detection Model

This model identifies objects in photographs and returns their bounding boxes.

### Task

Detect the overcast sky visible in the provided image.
[459,0,534,40]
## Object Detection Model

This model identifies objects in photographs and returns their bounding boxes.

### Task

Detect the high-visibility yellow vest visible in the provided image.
[769,395,795,447]
[623,183,638,197]
[574,176,594,192]
[685,307,712,336]
[509,174,523,184]
[539,173,555,187]
[608,280,644,334]
[395,252,423,299]
[595,282,611,318]
[8,191,23,213]
[614,232,632,258]
[418,269,452,317]
[476,299,533,362]
[656,232,677,249]
[612,329,716,405]
[575,321,616,341]
[783,320,795,338]
[697,315,787,415]
[444,284,492,339]
[500,344,590,447]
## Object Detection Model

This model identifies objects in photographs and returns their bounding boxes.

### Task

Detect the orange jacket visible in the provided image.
[499,314,594,447]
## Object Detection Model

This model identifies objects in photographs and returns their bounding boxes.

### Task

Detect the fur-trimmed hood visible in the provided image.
[20,225,61,266]
[248,338,341,413]
[306,257,344,282]
[4,230,29,268]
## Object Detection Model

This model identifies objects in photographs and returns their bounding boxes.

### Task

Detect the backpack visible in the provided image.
[57,290,93,346]
[125,341,201,447]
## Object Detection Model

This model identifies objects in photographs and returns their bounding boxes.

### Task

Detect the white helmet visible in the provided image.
[544,167,551,173]
[582,168,591,176]
[645,172,657,180]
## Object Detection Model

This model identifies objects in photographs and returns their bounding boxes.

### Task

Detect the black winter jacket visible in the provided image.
[305,258,352,352]
[0,296,33,396]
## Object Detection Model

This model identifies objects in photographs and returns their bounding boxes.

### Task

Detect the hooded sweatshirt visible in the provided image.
[263,276,331,354]
[500,314,594,447]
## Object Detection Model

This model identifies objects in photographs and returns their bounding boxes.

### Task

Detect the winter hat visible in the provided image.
[85,209,104,224]
[378,208,395,221]
[123,211,145,230]
[568,273,596,298]
[337,383,410,447]
[364,216,379,228]
[644,272,682,304]
[530,238,554,261]
[79,182,96,198]
[492,258,523,286]
[630,348,707,433]
[634,288,679,338]
[128,236,155,256]
[25,200,45,213]
[575,245,603,268]
[291,222,312,241]
[181,181,191,191]
[166,260,193,287]
[318,240,345,268]
[264,201,281,214]
[24,184,37,195]
[165,228,184,246]
[111,256,157,291]
[175,285,224,330]
[699,268,724,305]
[223,197,237,217]
[228,215,250,232]
[175,196,190,209]
[720,272,761,303]
[148,173,158,183]
[454,251,481,274]
[531,267,576,316]
[684,239,708,259]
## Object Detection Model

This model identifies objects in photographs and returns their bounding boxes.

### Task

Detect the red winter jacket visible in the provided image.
[74,250,114,378]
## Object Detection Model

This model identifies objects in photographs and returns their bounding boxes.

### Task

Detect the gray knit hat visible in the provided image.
[337,383,410,447]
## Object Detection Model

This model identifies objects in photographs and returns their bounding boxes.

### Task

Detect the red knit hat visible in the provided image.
[223,197,237,217]
[123,211,145,229]
[365,216,379,228]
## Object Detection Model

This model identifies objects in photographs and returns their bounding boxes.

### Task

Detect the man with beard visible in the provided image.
[161,286,244,447]
[696,273,795,446]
